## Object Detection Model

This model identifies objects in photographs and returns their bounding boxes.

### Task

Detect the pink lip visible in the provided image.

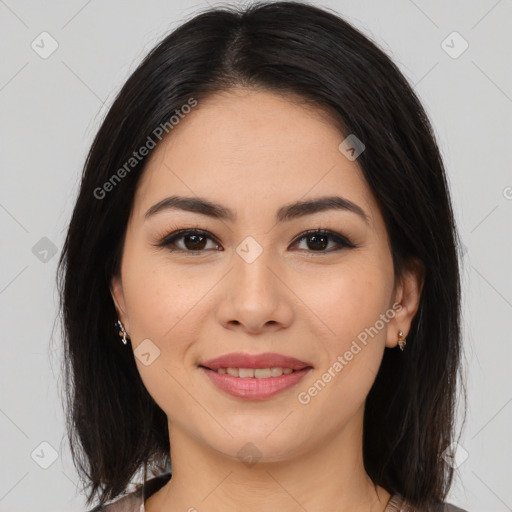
[199,352,313,400]
[200,352,312,371]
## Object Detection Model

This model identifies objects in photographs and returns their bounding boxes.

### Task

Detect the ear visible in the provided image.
[110,274,130,333]
[385,258,425,349]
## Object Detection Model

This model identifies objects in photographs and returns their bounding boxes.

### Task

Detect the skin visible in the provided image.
[111,88,424,512]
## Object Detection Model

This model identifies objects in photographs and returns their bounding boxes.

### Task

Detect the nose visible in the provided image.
[215,249,295,335]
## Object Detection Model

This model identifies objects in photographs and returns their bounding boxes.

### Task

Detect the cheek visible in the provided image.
[122,243,206,342]
[299,258,393,398]
[301,259,393,346]
[121,249,221,389]
[121,255,204,414]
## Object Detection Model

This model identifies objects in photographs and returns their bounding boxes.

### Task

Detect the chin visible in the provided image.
[203,429,311,466]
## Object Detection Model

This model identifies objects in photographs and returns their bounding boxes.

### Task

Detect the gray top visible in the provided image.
[87,473,468,512]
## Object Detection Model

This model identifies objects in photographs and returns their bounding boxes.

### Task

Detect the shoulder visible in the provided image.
[386,494,469,512]
[86,490,143,512]
[443,505,468,512]
[86,472,172,512]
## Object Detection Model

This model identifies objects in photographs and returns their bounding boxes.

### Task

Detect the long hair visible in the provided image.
[56,1,466,508]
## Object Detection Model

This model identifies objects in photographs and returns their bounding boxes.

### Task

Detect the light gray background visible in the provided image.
[0,1,511,511]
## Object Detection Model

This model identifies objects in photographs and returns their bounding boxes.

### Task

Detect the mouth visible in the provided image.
[203,367,302,378]
[198,352,313,400]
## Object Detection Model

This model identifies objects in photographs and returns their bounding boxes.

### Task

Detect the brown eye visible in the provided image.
[157,229,222,253]
[292,230,356,252]
[182,233,207,250]
[156,228,355,255]
[303,233,329,251]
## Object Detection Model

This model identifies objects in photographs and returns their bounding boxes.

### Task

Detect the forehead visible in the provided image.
[132,89,377,225]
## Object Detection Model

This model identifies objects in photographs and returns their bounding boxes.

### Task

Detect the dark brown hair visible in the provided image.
[56,1,466,509]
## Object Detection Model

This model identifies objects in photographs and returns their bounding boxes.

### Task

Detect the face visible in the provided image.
[111,88,422,464]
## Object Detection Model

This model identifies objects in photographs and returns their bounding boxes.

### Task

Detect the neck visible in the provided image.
[145,405,391,512]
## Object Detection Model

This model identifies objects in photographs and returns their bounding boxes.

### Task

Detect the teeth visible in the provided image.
[214,367,296,378]
[239,368,255,378]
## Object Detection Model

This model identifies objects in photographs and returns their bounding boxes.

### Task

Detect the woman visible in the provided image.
[57,2,468,511]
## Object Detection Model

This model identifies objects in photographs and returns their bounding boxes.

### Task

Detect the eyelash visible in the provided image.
[154,226,357,255]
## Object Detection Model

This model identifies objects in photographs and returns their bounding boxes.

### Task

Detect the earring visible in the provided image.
[397,330,407,351]
[116,319,130,345]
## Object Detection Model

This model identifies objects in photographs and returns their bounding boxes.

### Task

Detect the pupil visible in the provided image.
[185,234,206,250]
[308,234,328,251]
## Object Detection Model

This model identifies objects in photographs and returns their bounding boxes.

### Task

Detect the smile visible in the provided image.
[199,352,313,400]
[212,367,295,377]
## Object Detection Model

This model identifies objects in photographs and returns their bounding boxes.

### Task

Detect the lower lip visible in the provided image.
[200,367,312,400]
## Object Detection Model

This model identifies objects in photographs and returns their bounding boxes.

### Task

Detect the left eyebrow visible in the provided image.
[144,195,369,225]
[276,196,369,225]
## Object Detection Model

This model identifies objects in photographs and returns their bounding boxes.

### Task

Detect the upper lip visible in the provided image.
[200,352,313,371]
